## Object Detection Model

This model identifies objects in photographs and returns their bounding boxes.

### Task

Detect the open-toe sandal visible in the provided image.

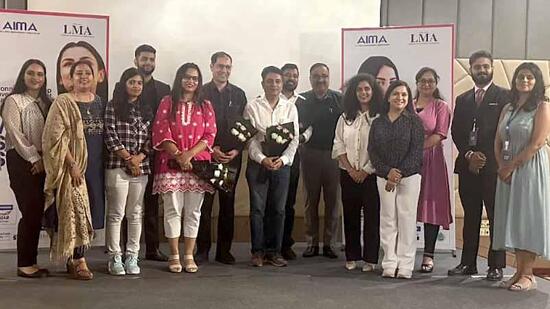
[509,275,537,292]
[183,255,198,273]
[168,255,182,273]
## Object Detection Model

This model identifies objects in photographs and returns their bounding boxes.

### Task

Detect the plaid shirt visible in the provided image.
[104,99,152,174]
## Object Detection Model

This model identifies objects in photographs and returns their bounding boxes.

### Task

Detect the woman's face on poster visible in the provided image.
[376,65,397,95]
[59,46,104,93]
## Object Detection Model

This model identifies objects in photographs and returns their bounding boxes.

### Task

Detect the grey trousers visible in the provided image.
[301,146,340,247]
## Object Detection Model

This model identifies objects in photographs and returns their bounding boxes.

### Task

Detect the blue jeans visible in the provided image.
[246,160,290,255]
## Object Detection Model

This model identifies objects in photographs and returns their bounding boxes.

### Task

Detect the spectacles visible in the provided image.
[417,79,436,85]
[183,75,199,82]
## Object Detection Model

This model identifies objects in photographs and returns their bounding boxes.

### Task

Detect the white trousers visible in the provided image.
[105,168,148,256]
[377,174,421,274]
[162,191,204,239]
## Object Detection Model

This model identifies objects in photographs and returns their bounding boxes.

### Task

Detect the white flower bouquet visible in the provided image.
[263,122,295,157]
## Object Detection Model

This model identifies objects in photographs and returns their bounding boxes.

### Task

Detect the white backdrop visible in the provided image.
[342,24,456,251]
[30,0,381,99]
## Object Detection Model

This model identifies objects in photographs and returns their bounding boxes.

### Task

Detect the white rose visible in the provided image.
[214,170,221,177]
[271,133,278,140]
[282,128,289,134]
[281,139,288,144]
[231,128,239,136]
[238,133,246,141]
[210,178,216,184]
[239,124,246,131]
[217,164,223,169]
[276,136,284,144]
[218,180,224,186]
[236,122,242,127]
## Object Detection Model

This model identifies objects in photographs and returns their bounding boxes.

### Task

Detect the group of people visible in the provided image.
[2,44,549,292]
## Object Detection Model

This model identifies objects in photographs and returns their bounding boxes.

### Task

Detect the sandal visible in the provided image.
[498,273,520,289]
[420,257,434,273]
[168,255,182,273]
[183,255,198,273]
[70,258,93,280]
[509,275,537,292]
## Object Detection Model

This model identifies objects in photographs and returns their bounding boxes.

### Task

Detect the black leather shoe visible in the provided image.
[195,251,209,264]
[215,252,236,265]
[281,247,297,260]
[447,264,478,276]
[17,268,48,278]
[486,267,504,281]
[302,246,319,258]
[322,246,338,259]
[145,249,169,261]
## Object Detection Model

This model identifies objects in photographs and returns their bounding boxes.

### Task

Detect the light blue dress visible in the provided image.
[493,103,550,259]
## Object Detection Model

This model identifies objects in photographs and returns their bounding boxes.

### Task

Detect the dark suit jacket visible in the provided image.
[451,83,510,175]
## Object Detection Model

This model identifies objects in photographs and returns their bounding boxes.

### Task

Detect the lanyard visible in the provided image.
[504,107,521,141]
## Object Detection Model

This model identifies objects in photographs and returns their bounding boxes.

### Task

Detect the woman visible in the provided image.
[332,74,382,272]
[43,60,105,280]
[357,56,399,95]
[368,81,424,279]
[104,68,153,276]
[1,59,51,278]
[493,62,550,291]
[413,67,452,273]
[152,63,216,273]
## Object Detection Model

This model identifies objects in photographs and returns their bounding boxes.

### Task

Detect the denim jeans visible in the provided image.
[246,160,290,255]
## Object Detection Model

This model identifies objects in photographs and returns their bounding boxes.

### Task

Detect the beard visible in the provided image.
[472,71,493,85]
[138,65,155,76]
[283,81,297,92]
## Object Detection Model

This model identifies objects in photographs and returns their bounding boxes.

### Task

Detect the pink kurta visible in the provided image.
[152,96,217,194]
[415,99,453,229]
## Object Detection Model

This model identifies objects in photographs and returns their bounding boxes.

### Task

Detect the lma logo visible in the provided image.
[356,34,389,47]
[63,23,93,37]
[1,21,39,34]
[409,32,439,45]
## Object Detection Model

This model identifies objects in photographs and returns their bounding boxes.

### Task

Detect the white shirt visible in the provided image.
[284,91,312,142]
[332,112,377,173]
[244,94,299,166]
[2,94,47,163]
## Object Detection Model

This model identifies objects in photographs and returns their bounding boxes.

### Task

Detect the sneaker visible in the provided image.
[345,261,357,270]
[382,268,396,278]
[362,263,376,272]
[250,253,264,267]
[397,270,412,279]
[125,254,140,275]
[265,254,288,267]
[108,254,125,276]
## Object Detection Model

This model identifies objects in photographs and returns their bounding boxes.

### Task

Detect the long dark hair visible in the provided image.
[1,59,52,116]
[510,62,546,112]
[111,68,152,123]
[342,73,382,121]
[380,80,415,115]
[170,63,203,120]
[414,67,444,100]
[357,56,400,80]
[56,41,108,101]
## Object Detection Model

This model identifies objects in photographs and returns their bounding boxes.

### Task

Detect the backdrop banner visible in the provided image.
[341,24,456,251]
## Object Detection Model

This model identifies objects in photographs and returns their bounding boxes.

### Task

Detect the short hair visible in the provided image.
[69,59,95,78]
[134,44,156,58]
[210,51,232,65]
[469,50,493,65]
[309,63,329,74]
[261,66,283,81]
[381,80,415,115]
[281,63,299,73]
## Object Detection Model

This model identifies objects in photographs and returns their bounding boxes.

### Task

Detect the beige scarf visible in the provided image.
[42,93,93,261]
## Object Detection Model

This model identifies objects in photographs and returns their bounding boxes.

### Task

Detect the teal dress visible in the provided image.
[493,103,550,259]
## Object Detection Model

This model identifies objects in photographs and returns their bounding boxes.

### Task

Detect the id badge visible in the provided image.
[502,140,512,161]
[468,128,478,147]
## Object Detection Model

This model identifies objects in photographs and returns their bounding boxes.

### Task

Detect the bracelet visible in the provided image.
[173,149,182,157]
[465,150,474,159]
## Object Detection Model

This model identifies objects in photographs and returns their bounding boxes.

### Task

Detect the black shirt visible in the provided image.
[368,111,424,178]
[200,81,247,151]
[298,89,342,151]
[141,77,171,113]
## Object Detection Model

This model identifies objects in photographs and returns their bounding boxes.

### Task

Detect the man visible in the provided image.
[135,44,171,261]
[450,50,509,280]
[298,63,342,259]
[279,63,308,260]
[195,52,247,264]
[244,66,299,267]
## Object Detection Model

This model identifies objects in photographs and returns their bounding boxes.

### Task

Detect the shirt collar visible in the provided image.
[474,82,492,93]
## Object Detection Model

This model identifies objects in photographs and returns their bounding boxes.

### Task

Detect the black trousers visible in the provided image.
[282,151,300,249]
[458,171,506,268]
[423,223,440,257]
[196,155,242,256]
[340,170,380,263]
[6,150,45,267]
[143,153,160,253]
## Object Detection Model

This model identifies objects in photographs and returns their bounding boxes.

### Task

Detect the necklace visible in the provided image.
[180,101,193,126]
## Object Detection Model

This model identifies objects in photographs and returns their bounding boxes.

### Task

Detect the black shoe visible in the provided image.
[281,247,297,260]
[195,251,209,264]
[265,254,288,267]
[215,252,236,265]
[17,268,48,278]
[448,264,478,276]
[145,249,169,261]
[486,267,504,281]
[322,246,338,259]
[302,246,319,258]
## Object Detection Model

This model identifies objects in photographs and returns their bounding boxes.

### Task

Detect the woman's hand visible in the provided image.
[348,169,368,183]
[68,164,83,187]
[387,168,402,184]
[30,159,44,175]
[176,151,193,171]
[125,155,143,177]
[385,179,397,192]
[497,165,514,184]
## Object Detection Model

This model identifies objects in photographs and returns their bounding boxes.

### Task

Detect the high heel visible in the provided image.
[183,255,198,273]
[168,255,182,273]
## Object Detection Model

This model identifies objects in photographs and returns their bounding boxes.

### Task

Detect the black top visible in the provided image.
[141,77,171,113]
[451,83,510,175]
[200,81,247,152]
[297,89,342,151]
[368,111,424,178]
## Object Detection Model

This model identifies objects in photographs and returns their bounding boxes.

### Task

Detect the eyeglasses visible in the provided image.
[417,79,436,85]
[183,75,199,82]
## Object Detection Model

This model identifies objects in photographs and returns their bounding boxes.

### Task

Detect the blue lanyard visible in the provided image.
[505,107,520,141]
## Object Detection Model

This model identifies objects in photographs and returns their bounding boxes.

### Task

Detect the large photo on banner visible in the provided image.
[0,9,109,250]
[342,24,456,251]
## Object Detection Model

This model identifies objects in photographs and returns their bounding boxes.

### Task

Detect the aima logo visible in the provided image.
[410,32,438,45]
[63,23,93,36]
[0,205,13,220]
[356,34,389,46]
[1,21,38,33]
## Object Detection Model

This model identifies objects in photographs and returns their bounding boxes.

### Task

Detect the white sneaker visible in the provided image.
[362,263,376,272]
[108,254,125,276]
[125,254,140,275]
[345,261,357,270]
